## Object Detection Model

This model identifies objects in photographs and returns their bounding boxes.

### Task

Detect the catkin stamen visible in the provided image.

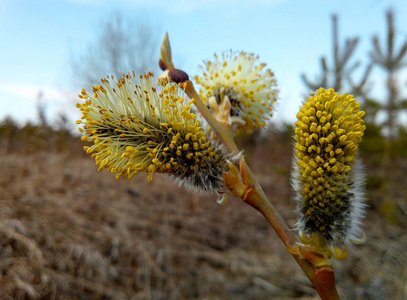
[194,51,278,134]
[77,72,230,192]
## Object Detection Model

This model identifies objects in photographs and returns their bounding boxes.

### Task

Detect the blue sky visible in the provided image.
[1,0,406,125]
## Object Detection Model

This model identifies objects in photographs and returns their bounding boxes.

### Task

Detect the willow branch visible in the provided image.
[183,80,240,155]
[239,159,340,300]
[182,81,340,300]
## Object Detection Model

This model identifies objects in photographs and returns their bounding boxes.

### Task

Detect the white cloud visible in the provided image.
[0,84,65,102]
[0,84,80,124]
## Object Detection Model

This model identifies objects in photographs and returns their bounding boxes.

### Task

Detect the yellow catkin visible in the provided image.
[294,88,366,245]
[76,72,229,192]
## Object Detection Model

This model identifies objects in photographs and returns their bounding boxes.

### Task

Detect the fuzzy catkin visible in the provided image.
[292,88,366,246]
[194,51,278,134]
[76,72,231,193]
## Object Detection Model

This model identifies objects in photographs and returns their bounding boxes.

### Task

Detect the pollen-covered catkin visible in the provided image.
[194,51,278,134]
[292,88,366,246]
[76,72,231,193]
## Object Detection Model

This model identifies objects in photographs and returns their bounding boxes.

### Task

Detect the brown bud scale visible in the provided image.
[159,58,167,71]
[169,68,189,83]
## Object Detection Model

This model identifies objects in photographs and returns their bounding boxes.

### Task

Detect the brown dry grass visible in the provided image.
[0,134,406,299]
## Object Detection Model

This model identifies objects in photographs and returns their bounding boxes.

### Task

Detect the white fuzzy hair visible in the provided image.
[291,153,367,246]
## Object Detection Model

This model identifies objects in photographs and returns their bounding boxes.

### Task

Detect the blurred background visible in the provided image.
[1,0,406,299]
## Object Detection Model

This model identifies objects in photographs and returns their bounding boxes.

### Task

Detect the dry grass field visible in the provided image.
[0,132,406,299]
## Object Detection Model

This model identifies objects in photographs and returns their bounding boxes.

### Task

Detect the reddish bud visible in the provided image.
[159,58,167,71]
[169,68,189,83]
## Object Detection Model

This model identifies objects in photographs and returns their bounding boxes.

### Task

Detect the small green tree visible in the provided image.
[369,9,407,140]
[301,14,361,92]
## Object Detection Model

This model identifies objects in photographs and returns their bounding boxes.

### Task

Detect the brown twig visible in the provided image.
[182,81,240,155]
[238,159,340,300]
[181,80,340,300]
